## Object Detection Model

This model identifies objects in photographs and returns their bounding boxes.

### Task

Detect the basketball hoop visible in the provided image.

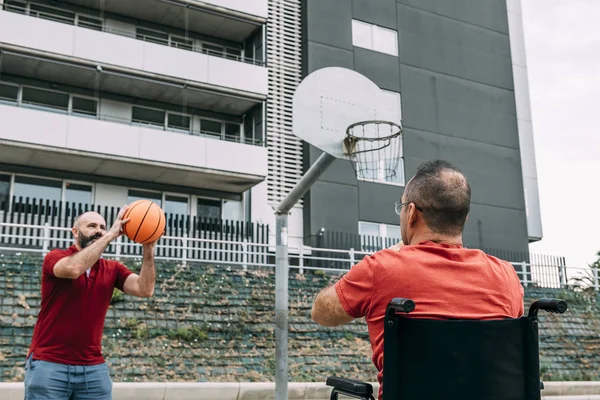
[343,120,403,180]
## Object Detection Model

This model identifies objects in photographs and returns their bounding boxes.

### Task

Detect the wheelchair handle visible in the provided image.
[528,298,568,317]
[386,298,416,317]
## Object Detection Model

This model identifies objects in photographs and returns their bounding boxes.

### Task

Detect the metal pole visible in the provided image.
[274,152,336,400]
[275,213,289,400]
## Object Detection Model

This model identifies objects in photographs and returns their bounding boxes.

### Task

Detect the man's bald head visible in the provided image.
[72,212,107,249]
[403,160,471,235]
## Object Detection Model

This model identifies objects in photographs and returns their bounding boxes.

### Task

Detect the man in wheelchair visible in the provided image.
[311,160,566,399]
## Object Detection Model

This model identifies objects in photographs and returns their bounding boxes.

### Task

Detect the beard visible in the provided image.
[79,232,103,249]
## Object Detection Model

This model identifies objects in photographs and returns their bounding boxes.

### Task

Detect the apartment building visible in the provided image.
[0,0,268,225]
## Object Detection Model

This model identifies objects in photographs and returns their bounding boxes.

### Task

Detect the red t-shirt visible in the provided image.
[28,245,133,365]
[335,241,524,399]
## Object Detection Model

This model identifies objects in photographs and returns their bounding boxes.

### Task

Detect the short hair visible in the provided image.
[404,160,471,235]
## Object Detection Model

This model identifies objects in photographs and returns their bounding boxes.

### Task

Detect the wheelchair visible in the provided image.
[327,297,568,400]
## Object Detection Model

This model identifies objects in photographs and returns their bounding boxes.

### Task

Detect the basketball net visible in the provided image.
[343,120,403,181]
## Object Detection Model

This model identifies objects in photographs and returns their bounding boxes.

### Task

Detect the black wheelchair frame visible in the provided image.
[327,298,568,400]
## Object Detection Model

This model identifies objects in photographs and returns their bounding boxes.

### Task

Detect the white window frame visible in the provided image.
[352,19,398,56]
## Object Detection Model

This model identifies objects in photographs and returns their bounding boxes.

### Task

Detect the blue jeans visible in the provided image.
[24,354,112,400]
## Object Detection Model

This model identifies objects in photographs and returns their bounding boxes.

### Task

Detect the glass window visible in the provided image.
[0,174,10,208]
[72,97,97,117]
[164,195,188,215]
[170,35,193,51]
[380,90,402,120]
[352,20,372,49]
[30,3,75,25]
[167,113,191,132]
[0,83,18,103]
[200,119,222,137]
[4,0,27,14]
[128,189,162,206]
[197,198,221,219]
[351,19,398,56]
[136,27,168,45]
[225,123,240,141]
[358,221,380,237]
[132,106,165,127]
[222,200,241,221]
[373,26,398,56]
[383,223,401,240]
[77,15,103,31]
[13,176,62,203]
[385,158,405,185]
[22,87,69,112]
[65,183,92,204]
[202,43,223,56]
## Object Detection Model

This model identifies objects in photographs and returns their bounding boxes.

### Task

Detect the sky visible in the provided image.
[522,0,600,269]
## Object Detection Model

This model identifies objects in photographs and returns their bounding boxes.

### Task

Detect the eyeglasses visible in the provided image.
[394,200,423,215]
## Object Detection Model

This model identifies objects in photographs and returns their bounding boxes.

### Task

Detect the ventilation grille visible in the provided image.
[266,0,303,206]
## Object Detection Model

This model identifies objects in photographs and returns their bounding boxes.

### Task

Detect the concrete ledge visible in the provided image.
[1,381,599,399]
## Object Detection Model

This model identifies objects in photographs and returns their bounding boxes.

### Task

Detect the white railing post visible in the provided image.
[42,222,50,256]
[594,267,599,292]
[521,261,528,287]
[299,243,304,274]
[115,235,122,261]
[349,248,355,269]
[182,234,188,267]
[242,239,247,271]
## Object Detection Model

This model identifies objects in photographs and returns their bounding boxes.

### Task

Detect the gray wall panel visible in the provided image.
[358,180,404,225]
[307,181,359,234]
[397,4,514,89]
[354,48,401,91]
[305,0,353,50]
[307,42,354,71]
[352,0,398,29]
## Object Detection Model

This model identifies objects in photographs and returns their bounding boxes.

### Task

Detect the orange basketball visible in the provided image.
[122,200,166,244]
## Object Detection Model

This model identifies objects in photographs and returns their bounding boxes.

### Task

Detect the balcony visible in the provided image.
[0,8,268,97]
[0,102,268,193]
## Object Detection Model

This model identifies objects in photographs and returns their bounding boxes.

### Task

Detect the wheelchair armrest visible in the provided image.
[326,376,374,400]
[385,298,416,317]
[528,298,568,317]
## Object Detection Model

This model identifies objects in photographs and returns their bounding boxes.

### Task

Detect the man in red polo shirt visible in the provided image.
[24,206,158,400]
[311,160,524,399]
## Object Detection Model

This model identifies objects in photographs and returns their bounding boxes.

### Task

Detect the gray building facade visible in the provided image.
[301,0,538,253]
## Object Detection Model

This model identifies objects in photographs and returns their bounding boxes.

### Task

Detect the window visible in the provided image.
[128,189,162,206]
[222,199,241,221]
[21,87,69,112]
[77,15,103,31]
[164,195,188,215]
[380,90,402,120]
[132,106,165,127]
[200,119,222,138]
[0,174,10,208]
[352,20,398,56]
[225,123,241,141]
[136,27,169,46]
[65,182,93,204]
[13,176,62,203]
[4,0,27,14]
[359,221,401,251]
[167,113,191,132]
[0,83,18,104]
[72,96,97,117]
[197,198,221,219]
[170,35,193,51]
[30,3,75,25]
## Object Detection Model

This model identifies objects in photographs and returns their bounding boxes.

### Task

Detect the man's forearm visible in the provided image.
[57,235,114,277]
[138,248,156,297]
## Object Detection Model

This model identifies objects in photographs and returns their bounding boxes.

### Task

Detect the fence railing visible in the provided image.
[0,222,597,291]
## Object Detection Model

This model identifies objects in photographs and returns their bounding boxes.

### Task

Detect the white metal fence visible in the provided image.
[0,222,597,291]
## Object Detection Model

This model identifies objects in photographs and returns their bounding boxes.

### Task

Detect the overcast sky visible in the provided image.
[522,0,600,269]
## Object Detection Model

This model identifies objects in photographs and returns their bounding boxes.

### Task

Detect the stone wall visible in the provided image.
[0,253,598,382]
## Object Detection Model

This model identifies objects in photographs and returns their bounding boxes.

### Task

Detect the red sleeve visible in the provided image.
[42,249,70,278]
[113,261,134,292]
[334,255,376,318]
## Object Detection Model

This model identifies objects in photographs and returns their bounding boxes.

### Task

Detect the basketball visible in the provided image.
[122,200,166,244]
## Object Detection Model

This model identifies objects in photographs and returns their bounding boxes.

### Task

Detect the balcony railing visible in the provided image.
[2,1,265,66]
[0,95,264,147]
